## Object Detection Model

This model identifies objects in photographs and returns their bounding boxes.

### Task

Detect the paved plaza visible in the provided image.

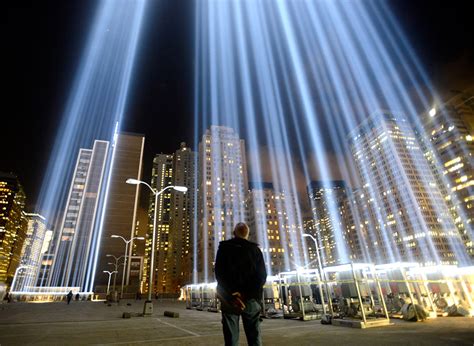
[0,300,473,345]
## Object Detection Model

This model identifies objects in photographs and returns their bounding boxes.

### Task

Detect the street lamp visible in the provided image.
[106,254,124,292]
[111,235,144,298]
[103,270,118,296]
[126,178,188,315]
[302,233,328,315]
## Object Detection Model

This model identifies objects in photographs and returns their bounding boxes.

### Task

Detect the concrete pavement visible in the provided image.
[0,300,473,345]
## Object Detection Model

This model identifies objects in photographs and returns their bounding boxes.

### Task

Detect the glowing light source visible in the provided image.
[126,178,187,193]
[429,108,436,117]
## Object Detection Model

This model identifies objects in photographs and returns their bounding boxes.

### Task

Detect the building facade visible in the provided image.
[198,126,248,282]
[49,140,110,290]
[420,89,474,261]
[15,213,49,290]
[246,183,288,275]
[94,133,145,293]
[145,143,195,294]
[169,143,195,292]
[349,110,467,265]
[146,153,173,294]
[0,172,27,288]
[307,180,363,266]
[35,229,54,287]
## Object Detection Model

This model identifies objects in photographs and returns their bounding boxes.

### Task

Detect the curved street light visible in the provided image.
[106,254,125,292]
[111,235,144,298]
[126,178,188,315]
[103,270,118,295]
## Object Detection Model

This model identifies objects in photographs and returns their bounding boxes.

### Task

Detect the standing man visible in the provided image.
[66,290,73,305]
[215,222,267,346]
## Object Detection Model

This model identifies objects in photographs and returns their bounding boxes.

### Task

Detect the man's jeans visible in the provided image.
[221,299,262,346]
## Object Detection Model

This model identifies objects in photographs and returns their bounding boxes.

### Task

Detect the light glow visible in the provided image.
[173,186,188,192]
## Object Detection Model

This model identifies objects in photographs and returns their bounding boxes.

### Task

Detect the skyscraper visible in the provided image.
[302,217,318,263]
[307,180,363,266]
[15,213,48,290]
[169,143,195,291]
[246,182,288,275]
[131,207,147,293]
[0,172,27,288]
[198,126,248,282]
[420,89,474,260]
[94,132,145,293]
[36,228,54,287]
[146,153,173,294]
[50,140,109,289]
[145,143,195,294]
[50,133,145,293]
[349,110,468,265]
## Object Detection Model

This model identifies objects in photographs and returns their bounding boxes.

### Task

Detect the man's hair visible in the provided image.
[233,222,249,239]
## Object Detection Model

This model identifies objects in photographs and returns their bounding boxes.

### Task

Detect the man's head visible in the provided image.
[233,222,249,240]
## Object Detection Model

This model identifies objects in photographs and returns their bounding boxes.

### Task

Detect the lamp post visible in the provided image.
[302,233,328,315]
[103,270,118,295]
[111,235,144,298]
[126,178,187,315]
[106,254,125,292]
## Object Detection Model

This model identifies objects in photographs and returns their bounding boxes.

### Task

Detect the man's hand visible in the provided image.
[232,292,246,312]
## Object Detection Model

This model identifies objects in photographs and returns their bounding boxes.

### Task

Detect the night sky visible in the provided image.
[3,0,473,210]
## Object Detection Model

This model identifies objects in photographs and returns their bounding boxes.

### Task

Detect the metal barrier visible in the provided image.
[324,263,391,328]
[184,282,219,312]
[183,263,474,325]
[375,262,436,319]
[279,269,326,320]
[262,276,283,318]
[407,266,474,317]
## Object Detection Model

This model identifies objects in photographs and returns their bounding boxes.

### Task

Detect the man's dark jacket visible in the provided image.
[215,237,267,301]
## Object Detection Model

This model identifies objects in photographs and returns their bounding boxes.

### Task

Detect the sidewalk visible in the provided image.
[0,300,473,345]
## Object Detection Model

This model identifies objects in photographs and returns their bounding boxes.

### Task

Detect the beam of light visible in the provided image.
[84,125,117,292]
[194,0,472,283]
[17,0,147,293]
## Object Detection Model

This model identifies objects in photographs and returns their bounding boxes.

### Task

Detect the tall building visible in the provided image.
[36,229,54,287]
[307,181,363,266]
[420,89,474,260]
[94,132,145,292]
[145,143,195,294]
[349,110,467,265]
[302,217,317,263]
[146,153,173,294]
[246,183,288,275]
[50,140,110,289]
[50,133,145,293]
[0,172,27,287]
[350,187,372,262]
[198,126,248,282]
[15,213,48,290]
[131,207,147,293]
[169,143,195,291]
